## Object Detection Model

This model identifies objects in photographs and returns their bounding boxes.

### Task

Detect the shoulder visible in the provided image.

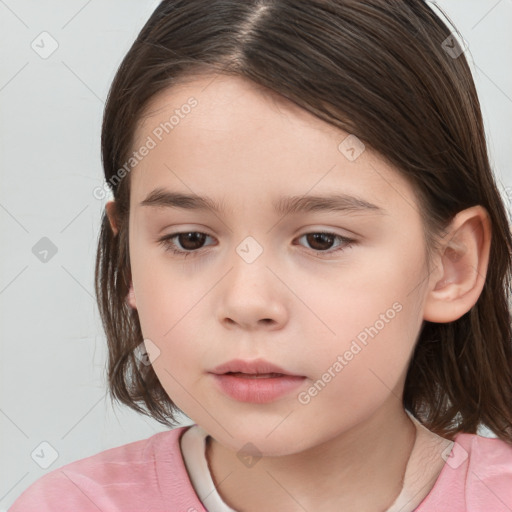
[8,425,204,512]
[417,432,512,512]
[455,431,512,467]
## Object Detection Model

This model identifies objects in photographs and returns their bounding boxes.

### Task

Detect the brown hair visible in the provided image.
[95,0,512,441]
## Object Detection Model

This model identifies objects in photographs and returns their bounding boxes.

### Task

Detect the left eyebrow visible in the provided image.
[139,188,388,216]
[273,194,387,216]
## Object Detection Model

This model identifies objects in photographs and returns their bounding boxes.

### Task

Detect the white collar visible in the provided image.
[180,411,453,512]
[180,423,237,512]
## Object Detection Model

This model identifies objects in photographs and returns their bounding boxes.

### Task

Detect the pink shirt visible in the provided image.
[8,425,512,512]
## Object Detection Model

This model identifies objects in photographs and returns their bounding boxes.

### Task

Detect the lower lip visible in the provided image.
[211,373,306,403]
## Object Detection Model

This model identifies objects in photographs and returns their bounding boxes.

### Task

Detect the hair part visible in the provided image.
[95,0,512,440]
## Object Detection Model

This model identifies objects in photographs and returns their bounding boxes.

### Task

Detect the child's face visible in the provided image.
[126,74,433,454]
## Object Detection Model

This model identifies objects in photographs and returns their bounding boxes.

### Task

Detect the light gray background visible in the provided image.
[1,1,511,509]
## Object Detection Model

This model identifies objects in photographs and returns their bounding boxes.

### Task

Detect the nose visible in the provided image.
[216,249,289,331]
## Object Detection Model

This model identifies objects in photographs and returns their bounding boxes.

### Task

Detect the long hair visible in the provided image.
[95,0,512,441]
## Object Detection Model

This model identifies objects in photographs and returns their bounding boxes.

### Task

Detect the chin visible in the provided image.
[204,421,313,457]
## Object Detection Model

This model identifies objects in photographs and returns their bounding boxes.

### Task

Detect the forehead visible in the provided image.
[129,74,420,220]
[134,73,336,148]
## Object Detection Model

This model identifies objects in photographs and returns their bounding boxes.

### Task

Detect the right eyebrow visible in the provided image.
[139,188,227,212]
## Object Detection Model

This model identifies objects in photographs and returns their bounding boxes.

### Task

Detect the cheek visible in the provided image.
[131,257,207,365]
[130,247,187,333]
[303,305,415,401]
[297,253,424,403]
[299,254,420,349]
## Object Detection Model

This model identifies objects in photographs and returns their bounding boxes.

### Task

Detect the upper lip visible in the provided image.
[210,358,302,376]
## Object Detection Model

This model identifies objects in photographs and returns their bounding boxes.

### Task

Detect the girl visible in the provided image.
[10,0,512,511]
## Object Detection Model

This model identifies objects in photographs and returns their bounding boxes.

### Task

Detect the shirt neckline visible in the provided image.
[179,412,454,512]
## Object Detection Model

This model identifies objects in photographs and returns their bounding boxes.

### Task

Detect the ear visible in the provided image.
[106,200,136,309]
[423,205,491,323]
[126,280,137,310]
[105,200,118,236]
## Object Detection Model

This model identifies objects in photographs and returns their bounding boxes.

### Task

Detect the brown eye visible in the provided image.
[157,231,214,257]
[296,232,355,255]
[304,233,336,251]
[174,232,208,251]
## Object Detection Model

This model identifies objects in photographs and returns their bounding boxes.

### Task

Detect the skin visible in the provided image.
[106,74,491,511]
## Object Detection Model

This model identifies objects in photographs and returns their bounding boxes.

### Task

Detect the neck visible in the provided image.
[206,405,417,512]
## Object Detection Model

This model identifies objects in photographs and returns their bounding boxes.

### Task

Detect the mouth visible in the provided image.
[210,358,303,377]
[223,372,288,379]
[209,359,306,403]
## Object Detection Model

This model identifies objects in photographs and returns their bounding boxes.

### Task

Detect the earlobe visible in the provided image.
[106,200,119,236]
[423,206,491,323]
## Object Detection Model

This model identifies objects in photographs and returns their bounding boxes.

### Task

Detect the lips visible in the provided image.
[210,358,301,377]
[209,358,306,403]
[224,372,285,378]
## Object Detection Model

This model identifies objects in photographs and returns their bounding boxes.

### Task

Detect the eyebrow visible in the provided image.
[139,187,387,216]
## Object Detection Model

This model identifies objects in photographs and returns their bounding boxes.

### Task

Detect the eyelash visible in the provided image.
[156,231,356,259]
